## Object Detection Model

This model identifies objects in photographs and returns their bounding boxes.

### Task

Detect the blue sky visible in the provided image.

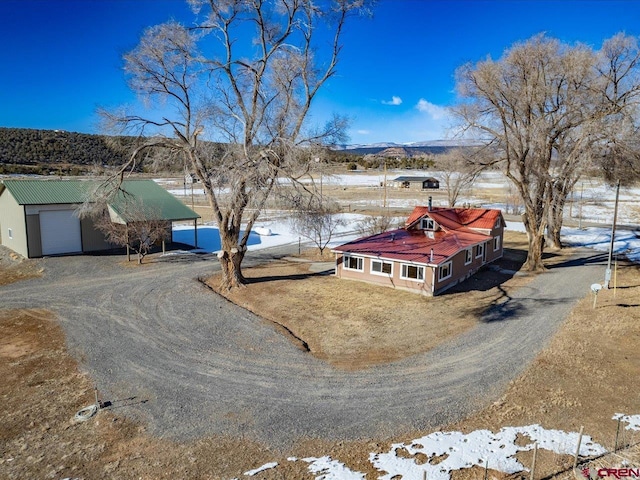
[2,0,640,145]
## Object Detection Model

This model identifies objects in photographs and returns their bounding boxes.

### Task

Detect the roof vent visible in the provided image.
[430,248,434,262]
[390,233,396,242]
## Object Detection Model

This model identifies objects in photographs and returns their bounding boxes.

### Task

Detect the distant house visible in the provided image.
[333,204,504,295]
[392,176,440,190]
[0,179,200,258]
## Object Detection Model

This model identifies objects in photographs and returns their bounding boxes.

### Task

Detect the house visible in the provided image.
[333,204,505,295]
[391,176,440,190]
[0,179,200,258]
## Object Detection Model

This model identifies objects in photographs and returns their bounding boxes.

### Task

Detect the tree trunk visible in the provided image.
[546,192,567,249]
[523,233,546,271]
[218,248,247,289]
[217,222,248,289]
[521,210,547,271]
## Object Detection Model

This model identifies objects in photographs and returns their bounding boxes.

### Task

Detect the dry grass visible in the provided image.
[206,231,566,370]
[442,261,640,479]
[1,243,639,479]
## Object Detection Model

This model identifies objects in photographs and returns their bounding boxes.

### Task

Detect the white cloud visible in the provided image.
[382,96,403,106]
[356,129,371,135]
[416,98,449,119]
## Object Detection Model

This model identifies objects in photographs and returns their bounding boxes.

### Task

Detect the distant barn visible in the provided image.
[392,176,440,190]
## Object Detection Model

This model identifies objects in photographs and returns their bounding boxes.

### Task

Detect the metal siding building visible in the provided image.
[0,179,200,258]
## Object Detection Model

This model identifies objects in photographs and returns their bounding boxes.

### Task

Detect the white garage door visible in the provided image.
[40,210,82,255]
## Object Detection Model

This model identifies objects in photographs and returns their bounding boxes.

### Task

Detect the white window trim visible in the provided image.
[400,263,425,282]
[420,218,436,230]
[493,235,501,251]
[343,254,364,272]
[438,261,453,281]
[464,248,472,265]
[475,243,485,259]
[7,228,13,240]
[370,259,393,277]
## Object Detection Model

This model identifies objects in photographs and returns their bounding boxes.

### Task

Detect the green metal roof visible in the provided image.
[2,179,92,204]
[107,180,200,222]
[1,179,200,222]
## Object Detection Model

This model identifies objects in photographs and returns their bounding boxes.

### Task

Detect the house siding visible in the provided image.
[433,247,484,294]
[0,190,29,258]
[335,254,434,295]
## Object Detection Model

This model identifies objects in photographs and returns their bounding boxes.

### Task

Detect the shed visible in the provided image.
[392,176,440,190]
[0,179,200,258]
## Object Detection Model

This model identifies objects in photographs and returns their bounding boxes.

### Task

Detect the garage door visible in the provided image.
[40,210,82,255]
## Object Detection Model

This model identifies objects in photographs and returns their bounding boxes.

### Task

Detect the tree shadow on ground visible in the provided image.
[480,292,572,323]
[443,247,528,296]
[545,251,608,269]
[244,269,332,284]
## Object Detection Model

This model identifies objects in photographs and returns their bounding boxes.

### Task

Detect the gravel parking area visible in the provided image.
[0,246,607,449]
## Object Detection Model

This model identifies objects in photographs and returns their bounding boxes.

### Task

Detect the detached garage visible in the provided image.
[0,179,200,258]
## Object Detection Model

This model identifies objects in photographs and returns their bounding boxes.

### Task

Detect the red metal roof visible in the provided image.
[333,228,489,266]
[334,206,503,266]
[405,206,502,231]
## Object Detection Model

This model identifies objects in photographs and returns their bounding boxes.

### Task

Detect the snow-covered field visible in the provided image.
[238,416,640,480]
[169,213,365,255]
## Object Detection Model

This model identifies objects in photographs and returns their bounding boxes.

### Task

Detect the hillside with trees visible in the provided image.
[0,128,135,175]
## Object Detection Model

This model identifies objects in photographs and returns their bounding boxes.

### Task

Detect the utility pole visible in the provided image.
[382,160,387,210]
[605,180,621,289]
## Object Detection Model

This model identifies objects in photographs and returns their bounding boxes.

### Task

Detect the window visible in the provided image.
[400,264,425,281]
[7,228,12,240]
[438,261,452,281]
[371,259,393,276]
[420,218,436,230]
[493,235,501,251]
[464,248,472,265]
[495,217,501,228]
[475,243,485,258]
[343,255,363,271]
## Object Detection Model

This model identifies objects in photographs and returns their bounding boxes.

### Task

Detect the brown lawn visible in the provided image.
[207,231,572,370]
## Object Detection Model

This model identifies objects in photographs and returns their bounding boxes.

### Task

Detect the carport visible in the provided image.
[0,179,200,258]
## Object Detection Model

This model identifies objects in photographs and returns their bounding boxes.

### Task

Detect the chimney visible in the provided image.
[428,196,432,211]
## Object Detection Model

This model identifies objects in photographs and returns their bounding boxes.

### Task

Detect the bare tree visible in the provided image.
[454,33,640,269]
[103,0,372,289]
[290,198,345,256]
[355,213,401,236]
[436,147,486,207]
[88,198,171,264]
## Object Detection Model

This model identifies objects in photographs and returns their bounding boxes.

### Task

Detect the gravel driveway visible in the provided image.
[1,246,607,448]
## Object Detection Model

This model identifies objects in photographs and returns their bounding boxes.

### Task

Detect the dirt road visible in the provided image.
[0,247,607,448]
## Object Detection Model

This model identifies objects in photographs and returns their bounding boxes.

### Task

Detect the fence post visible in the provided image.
[573,426,584,470]
[614,417,621,452]
[530,442,538,480]
[484,460,488,480]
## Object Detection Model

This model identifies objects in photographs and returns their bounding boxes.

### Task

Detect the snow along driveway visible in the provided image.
[0,245,609,448]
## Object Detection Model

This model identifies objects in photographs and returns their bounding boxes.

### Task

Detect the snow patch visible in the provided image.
[370,425,605,480]
[613,414,640,431]
[244,461,278,476]
[301,456,366,480]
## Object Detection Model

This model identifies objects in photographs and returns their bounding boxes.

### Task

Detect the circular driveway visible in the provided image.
[1,247,606,448]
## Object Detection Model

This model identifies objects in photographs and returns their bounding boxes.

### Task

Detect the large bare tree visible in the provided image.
[436,147,487,207]
[104,0,371,288]
[454,33,640,270]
